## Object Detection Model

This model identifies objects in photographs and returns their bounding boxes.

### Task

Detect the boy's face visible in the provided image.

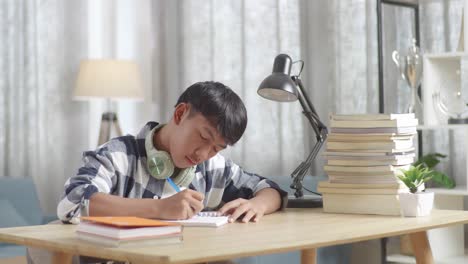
[169,103,227,168]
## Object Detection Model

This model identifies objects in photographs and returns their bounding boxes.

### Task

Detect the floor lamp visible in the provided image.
[73,59,144,146]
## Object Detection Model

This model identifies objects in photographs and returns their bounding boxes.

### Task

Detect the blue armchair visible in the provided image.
[233,175,352,264]
[0,177,57,258]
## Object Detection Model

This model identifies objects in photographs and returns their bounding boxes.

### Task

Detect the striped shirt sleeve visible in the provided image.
[56,143,120,223]
[206,154,288,209]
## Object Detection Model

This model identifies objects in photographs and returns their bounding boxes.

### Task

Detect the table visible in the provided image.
[1,208,468,264]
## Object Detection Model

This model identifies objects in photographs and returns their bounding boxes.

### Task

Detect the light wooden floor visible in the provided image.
[0,256,27,264]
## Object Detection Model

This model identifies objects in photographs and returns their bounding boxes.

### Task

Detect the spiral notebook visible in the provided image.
[170,212,229,227]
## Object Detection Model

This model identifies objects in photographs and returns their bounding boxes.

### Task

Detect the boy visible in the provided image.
[57,81,287,224]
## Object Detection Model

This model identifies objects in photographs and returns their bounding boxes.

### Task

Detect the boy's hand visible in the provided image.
[158,189,204,220]
[218,198,267,223]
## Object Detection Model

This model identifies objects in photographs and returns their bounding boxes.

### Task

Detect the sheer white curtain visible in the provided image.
[86,0,156,146]
[0,0,89,213]
[0,0,156,214]
[299,0,380,174]
[148,0,396,177]
[151,0,307,177]
[301,0,379,114]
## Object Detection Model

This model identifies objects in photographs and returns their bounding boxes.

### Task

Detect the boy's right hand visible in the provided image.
[156,189,204,220]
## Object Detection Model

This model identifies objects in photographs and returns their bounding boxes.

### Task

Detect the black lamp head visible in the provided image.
[257,54,298,102]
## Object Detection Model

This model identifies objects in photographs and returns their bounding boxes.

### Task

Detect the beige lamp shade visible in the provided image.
[74,59,144,100]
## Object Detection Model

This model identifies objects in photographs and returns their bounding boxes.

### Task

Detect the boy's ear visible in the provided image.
[173,103,190,125]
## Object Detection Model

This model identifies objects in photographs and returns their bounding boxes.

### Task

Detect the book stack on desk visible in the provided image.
[76,216,183,247]
[319,113,418,216]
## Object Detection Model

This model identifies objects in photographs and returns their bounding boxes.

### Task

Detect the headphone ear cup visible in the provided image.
[147,151,174,180]
[172,167,196,187]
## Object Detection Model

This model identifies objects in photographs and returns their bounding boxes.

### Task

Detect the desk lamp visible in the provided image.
[258,54,328,204]
[74,59,143,145]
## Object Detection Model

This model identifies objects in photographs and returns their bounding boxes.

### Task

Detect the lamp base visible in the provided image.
[287,195,323,208]
[98,112,123,146]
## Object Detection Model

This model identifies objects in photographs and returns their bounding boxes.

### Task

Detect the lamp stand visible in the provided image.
[287,77,327,208]
[287,195,323,208]
[97,112,123,146]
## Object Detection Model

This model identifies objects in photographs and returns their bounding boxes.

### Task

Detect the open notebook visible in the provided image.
[170,212,229,227]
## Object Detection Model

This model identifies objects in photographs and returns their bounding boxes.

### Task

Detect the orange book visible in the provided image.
[77,217,183,247]
[80,216,179,228]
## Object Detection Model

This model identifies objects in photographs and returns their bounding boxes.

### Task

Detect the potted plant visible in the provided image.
[399,153,454,254]
[398,164,434,217]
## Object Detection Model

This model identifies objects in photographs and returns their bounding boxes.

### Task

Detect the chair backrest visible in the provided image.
[0,177,43,225]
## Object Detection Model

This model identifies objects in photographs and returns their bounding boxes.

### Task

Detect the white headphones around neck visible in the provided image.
[145,125,196,187]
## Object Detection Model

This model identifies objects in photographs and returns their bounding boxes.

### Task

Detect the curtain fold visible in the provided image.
[0,0,89,214]
[152,0,306,177]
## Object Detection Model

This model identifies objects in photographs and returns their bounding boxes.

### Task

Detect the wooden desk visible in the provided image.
[1,208,468,264]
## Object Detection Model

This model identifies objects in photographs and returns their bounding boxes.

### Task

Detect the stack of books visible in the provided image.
[76,216,183,247]
[319,113,418,216]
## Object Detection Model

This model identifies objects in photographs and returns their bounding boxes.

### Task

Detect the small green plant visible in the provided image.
[414,153,455,189]
[398,164,433,193]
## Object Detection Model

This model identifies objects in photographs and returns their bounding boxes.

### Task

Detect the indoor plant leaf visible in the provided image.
[399,165,433,193]
[414,153,446,169]
[413,153,454,189]
[429,171,455,189]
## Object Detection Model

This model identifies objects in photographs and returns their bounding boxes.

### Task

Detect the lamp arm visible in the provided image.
[289,76,328,198]
[293,77,328,137]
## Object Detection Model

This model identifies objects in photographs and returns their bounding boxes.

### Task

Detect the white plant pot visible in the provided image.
[399,191,434,217]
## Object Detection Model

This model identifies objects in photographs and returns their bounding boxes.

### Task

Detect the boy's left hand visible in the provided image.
[218,198,266,223]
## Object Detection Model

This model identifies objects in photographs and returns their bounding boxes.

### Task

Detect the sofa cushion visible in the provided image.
[0,199,28,250]
[0,178,43,225]
[0,200,28,228]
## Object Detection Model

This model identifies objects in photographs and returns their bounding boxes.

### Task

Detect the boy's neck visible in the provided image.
[153,124,170,153]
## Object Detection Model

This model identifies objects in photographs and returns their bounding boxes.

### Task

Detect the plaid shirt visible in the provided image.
[57,122,287,223]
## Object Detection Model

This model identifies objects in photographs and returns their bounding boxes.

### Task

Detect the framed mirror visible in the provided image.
[377,0,420,114]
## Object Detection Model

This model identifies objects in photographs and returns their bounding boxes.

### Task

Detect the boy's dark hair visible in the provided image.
[176,81,247,146]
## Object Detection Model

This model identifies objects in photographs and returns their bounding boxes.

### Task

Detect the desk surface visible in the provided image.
[1,209,468,264]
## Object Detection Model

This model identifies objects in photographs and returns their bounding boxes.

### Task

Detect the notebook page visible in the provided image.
[169,212,229,227]
[197,211,223,217]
